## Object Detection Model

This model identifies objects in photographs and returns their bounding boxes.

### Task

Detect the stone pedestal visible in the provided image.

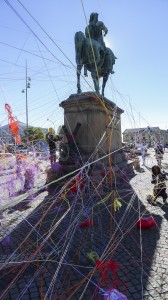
[60,93,124,162]
[46,93,133,191]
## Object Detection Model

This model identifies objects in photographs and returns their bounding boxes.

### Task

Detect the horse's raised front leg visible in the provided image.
[77,64,83,94]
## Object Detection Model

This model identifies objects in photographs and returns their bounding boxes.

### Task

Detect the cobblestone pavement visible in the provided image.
[0,150,168,299]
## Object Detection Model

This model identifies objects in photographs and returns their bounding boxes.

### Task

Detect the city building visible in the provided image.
[123,127,168,146]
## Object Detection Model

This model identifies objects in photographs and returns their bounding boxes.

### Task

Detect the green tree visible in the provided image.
[21,127,45,144]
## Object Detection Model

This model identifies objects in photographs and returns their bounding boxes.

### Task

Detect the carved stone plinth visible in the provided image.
[60,93,124,162]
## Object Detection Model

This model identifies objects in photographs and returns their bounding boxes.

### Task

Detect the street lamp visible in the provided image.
[47,118,55,132]
[22,60,31,131]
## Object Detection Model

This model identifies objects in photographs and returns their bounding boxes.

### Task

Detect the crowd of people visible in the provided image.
[140,141,164,168]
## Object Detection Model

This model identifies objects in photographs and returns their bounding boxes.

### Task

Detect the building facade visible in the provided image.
[123,127,168,146]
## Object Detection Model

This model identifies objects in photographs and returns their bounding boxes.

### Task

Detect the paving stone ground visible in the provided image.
[0,149,168,299]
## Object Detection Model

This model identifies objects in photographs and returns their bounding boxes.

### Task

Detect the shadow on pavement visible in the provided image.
[7,188,47,213]
[157,202,168,221]
[0,166,163,300]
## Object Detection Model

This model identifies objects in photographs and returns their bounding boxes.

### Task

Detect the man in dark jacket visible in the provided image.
[46,131,57,165]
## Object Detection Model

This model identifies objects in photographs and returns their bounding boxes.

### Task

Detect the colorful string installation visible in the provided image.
[104,289,128,300]
[0,120,162,299]
[0,3,165,299]
[1,113,160,300]
[136,215,156,229]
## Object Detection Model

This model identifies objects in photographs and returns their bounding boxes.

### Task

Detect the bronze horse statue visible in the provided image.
[75,31,116,96]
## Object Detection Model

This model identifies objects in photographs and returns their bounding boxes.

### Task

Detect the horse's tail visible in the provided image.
[74,31,85,65]
[105,48,117,74]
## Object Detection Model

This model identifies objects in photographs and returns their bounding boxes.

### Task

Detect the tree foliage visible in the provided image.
[21,126,45,144]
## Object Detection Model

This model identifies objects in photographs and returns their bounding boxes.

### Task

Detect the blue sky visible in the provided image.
[0,0,168,133]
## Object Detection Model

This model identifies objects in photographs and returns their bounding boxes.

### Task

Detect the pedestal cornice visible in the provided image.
[60,92,124,114]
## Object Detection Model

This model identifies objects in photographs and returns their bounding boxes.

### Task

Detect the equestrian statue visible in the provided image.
[75,12,117,96]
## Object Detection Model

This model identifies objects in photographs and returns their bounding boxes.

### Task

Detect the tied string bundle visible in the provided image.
[5,103,21,144]
[69,174,85,193]
[104,288,128,300]
[95,259,124,290]
[80,219,93,228]
[24,164,39,191]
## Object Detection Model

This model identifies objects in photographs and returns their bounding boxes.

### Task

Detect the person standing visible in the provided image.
[141,142,147,166]
[46,128,57,165]
[154,142,164,168]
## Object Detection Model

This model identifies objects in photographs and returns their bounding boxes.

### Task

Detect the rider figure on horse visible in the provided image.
[85,13,108,53]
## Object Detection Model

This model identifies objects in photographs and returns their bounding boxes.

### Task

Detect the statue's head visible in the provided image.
[89,13,98,23]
